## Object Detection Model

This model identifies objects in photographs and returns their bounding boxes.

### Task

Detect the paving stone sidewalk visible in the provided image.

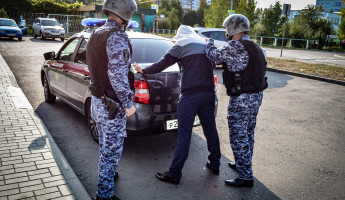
[0,53,91,200]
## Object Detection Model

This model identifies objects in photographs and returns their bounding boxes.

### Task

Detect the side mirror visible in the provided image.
[44,51,55,60]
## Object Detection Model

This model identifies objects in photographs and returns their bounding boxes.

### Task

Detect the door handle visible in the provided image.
[84,75,90,80]
[62,69,68,73]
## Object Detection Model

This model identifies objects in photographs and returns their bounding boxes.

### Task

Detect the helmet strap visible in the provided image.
[226,33,233,41]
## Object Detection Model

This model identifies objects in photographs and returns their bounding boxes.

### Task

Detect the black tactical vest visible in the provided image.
[86,28,134,98]
[223,40,268,96]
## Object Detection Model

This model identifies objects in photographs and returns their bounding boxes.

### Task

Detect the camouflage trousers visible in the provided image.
[227,92,263,180]
[91,96,127,198]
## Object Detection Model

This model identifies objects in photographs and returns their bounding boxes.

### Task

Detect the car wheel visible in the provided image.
[33,32,37,38]
[87,100,99,143]
[40,32,45,40]
[61,37,64,41]
[43,75,56,103]
[18,37,22,41]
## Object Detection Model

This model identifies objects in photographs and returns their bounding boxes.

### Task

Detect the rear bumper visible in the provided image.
[126,103,177,131]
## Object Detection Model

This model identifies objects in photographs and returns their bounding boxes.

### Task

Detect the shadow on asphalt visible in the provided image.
[34,99,281,200]
[214,68,293,89]
[266,71,294,89]
[29,37,64,43]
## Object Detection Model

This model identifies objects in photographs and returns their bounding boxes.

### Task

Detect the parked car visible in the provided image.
[0,18,22,41]
[194,27,228,48]
[33,18,65,41]
[18,19,27,35]
[41,27,218,142]
[194,27,266,57]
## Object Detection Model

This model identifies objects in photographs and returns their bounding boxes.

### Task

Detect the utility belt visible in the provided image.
[101,89,121,120]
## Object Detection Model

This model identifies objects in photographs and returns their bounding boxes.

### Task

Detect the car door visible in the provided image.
[65,37,90,111]
[48,37,80,101]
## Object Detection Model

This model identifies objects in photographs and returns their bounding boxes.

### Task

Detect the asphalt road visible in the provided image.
[1,36,345,200]
[265,47,345,67]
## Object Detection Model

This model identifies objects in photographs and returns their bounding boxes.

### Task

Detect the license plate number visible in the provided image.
[166,116,200,130]
[7,34,16,36]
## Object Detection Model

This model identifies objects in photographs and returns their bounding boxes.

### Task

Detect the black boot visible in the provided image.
[228,161,237,171]
[114,172,119,182]
[225,178,254,187]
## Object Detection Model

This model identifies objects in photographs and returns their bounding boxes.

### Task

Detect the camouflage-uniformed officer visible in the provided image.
[205,14,268,187]
[86,0,137,199]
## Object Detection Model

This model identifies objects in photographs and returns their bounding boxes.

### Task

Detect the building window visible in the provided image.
[334,18,339,25]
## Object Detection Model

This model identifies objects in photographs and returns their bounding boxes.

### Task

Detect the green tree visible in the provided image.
[260,1,283,36]
[135,0,152,9]
[236,0,259,28]
[158,18,171,29]
[204,0,236,27]
[0,7,8,18]
[197,0,209,27]
[159,0,183,30]
[183,10,199,26]
[337,0,345,39]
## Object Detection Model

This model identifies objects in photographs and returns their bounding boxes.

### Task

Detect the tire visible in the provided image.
[33,32,37,38]
[18,37,22,41]
[87,100,99,143]
[40,32,45,40]
[60,37,64,41]
[43,75,56,103]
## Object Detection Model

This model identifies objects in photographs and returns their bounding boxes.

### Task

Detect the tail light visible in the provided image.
[214,75,218,91]
[133,80,150,104]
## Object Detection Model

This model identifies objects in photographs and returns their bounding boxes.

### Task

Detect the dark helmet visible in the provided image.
[223,14,250,37]
[103,0,137,22]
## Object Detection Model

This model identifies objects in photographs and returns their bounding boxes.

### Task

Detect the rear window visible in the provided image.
[131,38,173,63]
[201,31,227,42]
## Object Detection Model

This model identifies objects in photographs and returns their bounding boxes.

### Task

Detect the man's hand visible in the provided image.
[133,62,143,73]
[205,38,210,42]
[126,105,136,117]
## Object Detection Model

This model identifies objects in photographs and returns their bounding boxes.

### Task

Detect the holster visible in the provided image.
[101,89,121,120]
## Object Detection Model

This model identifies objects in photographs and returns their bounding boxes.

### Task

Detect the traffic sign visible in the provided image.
[151,4,159,13]
[228,10,235,16]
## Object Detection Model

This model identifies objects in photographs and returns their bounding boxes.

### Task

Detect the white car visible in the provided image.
[33,18,65,41]
[194,27,228,48]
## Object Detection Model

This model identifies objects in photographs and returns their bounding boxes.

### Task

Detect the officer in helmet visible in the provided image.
[86,0,137,199]
[205,14,268,187]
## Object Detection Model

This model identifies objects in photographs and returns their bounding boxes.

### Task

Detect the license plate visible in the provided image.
[166,116,200,130]
[52,33,59,35]
[7,34,15,36]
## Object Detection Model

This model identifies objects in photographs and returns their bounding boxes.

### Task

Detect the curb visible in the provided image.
[267,67,345,86]
[0,53,92,200]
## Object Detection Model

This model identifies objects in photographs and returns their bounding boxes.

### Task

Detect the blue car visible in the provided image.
[0,18,23,41]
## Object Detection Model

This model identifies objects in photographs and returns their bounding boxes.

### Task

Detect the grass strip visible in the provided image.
[267,57,345,81]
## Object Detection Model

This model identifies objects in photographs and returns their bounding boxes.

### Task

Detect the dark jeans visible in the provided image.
[169,92,221,180]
